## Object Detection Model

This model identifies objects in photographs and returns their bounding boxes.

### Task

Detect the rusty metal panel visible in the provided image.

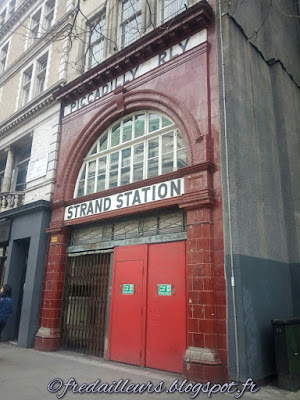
[60,252,110,357]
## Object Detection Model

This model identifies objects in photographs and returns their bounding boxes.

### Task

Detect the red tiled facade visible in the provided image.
[35,2,227,383]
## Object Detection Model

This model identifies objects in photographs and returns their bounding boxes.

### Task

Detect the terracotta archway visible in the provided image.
[60,89,203,201]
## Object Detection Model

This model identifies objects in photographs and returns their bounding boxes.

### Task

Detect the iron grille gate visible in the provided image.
[60,252,110,357]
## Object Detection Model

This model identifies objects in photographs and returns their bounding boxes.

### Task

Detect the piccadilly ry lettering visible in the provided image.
[64,30,207,116]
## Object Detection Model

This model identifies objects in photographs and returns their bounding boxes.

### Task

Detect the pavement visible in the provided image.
[0,342,299,400]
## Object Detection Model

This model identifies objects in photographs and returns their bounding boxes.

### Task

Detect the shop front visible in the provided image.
[35,5,227,383]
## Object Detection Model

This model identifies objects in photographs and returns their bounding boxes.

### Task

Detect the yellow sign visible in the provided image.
[51,236,58,243]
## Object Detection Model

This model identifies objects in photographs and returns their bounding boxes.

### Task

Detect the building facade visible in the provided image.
[0,0,73,347]
[218,0,300,383]
[0,0,297,386]
[34,0,228,383]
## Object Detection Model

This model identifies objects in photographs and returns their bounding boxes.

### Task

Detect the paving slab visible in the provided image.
[0,343,299,400]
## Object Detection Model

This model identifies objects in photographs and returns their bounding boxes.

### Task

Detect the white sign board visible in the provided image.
[64,178,184,221]
[26,154,48,182]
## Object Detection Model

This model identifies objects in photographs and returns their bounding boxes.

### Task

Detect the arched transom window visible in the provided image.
[75,111,187,198]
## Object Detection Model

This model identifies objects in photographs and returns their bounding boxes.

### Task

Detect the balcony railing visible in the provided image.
[0,191,25,212]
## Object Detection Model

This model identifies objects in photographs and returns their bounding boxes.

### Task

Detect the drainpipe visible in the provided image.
[217,0,240,382]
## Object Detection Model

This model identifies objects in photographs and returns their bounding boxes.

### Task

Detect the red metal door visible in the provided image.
[146,241,186,373]
[108,242,186,372]
[108,245,147,366]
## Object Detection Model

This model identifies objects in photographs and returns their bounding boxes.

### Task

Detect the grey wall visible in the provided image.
[3,202,51,347]
[217,0,300,382]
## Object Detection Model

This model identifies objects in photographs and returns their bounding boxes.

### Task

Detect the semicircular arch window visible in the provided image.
[75,111,187,198]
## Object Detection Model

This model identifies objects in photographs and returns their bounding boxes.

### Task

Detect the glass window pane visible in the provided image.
[90,42,104,68]
[177,131,185,150]
[77,180,85,197]
[123,118,132,142]
[133,162,143,182]
[177,148,187,169]
[134,114,145,138]
[79,165,86,180]
[121,0,141,20]
[99,132,108,151]
[86,178,94,195]
[162,0,184,23]
[122,14,141,47]
[162,132,174,154]
[109,170,118,188]
[96,174,105,192]
[147,157,158,178]
[88,161,96,178]
[162,116,172,127]
[149,113,160,132]
[16,162,28,191]
[110,152,119,170]
[134,143,144,163]
[162,153,173,174]
[148,138,159,159]
[121,167,130,185]
[121,148,131,167]
[90,144,97,155]
[98,156,106,174]
[111,124,120,147]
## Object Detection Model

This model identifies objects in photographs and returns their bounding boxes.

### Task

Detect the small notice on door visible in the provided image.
[122,284,134,295]
[157,284,172,296]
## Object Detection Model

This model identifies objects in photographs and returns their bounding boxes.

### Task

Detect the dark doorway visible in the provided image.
[13,238,30,341]
[60,252,111,357]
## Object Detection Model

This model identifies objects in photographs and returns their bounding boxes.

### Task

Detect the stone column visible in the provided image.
[34,227,70,351]
[1,146,14,192]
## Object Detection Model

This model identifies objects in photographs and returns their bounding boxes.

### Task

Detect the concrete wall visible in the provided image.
[217,0,300,382]
[2,201,51,347]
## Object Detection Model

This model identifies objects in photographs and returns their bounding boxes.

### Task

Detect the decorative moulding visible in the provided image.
[0,80,65,137]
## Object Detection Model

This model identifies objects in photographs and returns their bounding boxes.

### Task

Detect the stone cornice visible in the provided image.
[55,1,214,104]
[0,10,74,86]
[0,79,66,136]
[0,199,51,219]
[0,0,37,42]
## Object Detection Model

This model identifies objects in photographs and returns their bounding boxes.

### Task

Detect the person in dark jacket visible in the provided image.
[0,284,14,339]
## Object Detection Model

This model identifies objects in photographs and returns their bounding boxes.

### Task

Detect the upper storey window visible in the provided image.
[27,0,56,47]
[19,51,48,107]
[21,66,33,107]
[0,43,9,73]
[45,0,55,29]
[120,0,142,48]
[161,0,185,23]
[8,0,16,18]
[30,9,41,45]
[87,12,106,69]
[75,111,187,198]
[35,53,48,95]
[0,0,16,29]
[0,9,7,28]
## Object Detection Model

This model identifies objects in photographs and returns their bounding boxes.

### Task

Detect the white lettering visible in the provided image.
[63,30,207,116]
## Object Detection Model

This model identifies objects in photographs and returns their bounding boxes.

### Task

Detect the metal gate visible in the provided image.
[60,252,111,357]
